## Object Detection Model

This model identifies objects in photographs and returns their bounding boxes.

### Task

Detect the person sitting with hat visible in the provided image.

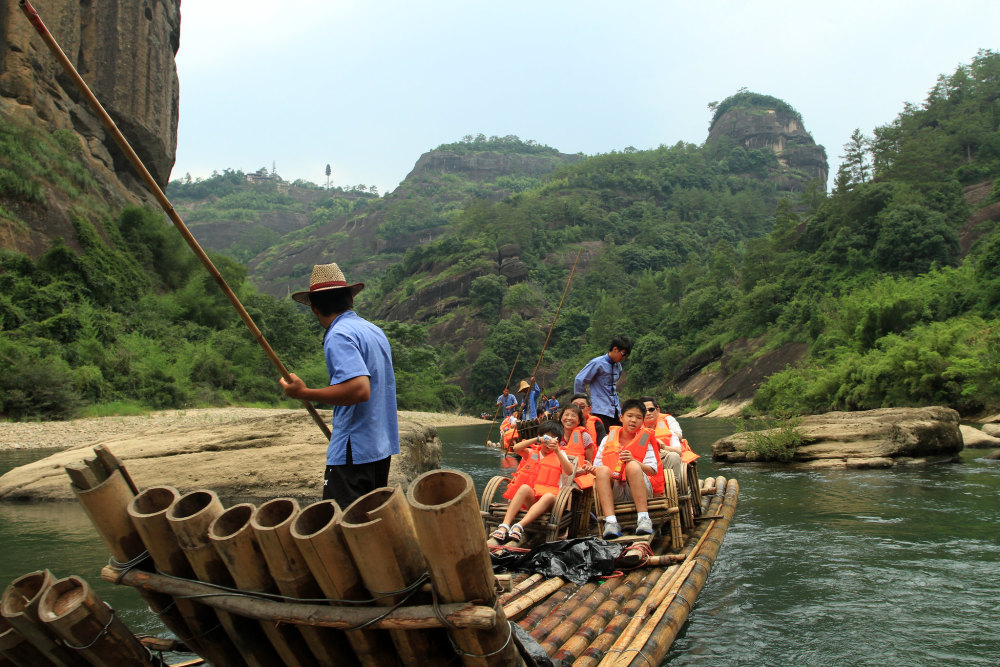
[279,262,399,508]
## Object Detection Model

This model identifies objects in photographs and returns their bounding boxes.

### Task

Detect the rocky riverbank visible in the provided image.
[0,408,486,502]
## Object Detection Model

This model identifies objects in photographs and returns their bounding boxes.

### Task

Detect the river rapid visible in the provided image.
[1,418,998,665]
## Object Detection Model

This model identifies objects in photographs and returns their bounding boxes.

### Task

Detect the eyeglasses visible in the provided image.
[645,407,657,413]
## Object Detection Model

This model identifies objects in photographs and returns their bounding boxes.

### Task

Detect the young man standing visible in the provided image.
[496,387,518,417]
[573,335,632,431]
[280,263,399,508]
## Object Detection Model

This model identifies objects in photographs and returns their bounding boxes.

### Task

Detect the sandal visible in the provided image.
[487,525,509,546]
[506,523,524,545]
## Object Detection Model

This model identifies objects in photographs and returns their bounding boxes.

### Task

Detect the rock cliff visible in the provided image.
[707,93,828,190]
[0,0,180,255]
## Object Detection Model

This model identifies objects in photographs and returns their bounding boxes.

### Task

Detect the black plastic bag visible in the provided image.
[491,537,624,585]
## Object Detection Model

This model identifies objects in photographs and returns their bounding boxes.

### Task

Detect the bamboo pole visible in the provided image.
[0,572,80,667]
[406,470,522,666]
[536,579,614,654]
[571,568,666,667]
[513,581,578,631]
[291,500,400,666]
[68,453,201,656]
[101,567,496,630]
[550,571,644,663]
[618,478,739,667]
[250,498,357,666]
[339,487,451,665]
[496,574,543,607]
[529,582,599,642]
[36,575,154,667]
[17,0,331,440]
[127,487,245,667]
[500,577,567,622]
[539,572,643,655]
[208,503,318,667]
[485,352,520,448]
[529,247,583,382]
[166,490,284,667]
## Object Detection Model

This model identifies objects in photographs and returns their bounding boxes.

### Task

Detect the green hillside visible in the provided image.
[2,50,999,421]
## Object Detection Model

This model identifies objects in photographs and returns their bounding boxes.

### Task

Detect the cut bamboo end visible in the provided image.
[0,570,84,666]
[37,575,153,665]
[407,469,520,665]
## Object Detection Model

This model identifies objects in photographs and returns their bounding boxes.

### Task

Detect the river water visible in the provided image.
[2,419,998,665]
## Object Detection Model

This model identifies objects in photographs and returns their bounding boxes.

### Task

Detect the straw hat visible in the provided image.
[291,263,364,305]
[516,380,531,394]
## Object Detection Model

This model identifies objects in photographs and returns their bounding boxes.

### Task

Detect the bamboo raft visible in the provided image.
[1,446,738,666]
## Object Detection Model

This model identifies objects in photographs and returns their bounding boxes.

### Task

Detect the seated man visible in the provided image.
[593,398,664,538]
[571,393,607,451]
[641,396,683,488]
[489,421,575,545]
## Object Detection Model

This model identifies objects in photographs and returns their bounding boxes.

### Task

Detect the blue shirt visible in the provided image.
[522,382,540,419]
[573,354,622,418]
[323,310,399,465]
[544,398,559,413]
[496,393,518,416]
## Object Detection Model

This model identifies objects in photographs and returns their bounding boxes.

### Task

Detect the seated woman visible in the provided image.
[592,398,664,538]
[557,404,595,489]
[489,421,575,546]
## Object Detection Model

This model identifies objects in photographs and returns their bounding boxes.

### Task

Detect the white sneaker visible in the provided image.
[635,516,653,535]
[603,519,622,539]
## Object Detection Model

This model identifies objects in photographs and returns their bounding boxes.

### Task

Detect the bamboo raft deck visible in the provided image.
[0,446,738,666]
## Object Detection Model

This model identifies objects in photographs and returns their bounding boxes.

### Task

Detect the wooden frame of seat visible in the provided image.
[593,469,684,552]
[480,475,583,545]
[676,461,702,533]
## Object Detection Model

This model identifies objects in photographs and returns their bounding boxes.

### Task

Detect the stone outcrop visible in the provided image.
[404,148,582,183]
[0,0,180,256]
[0,411,442,502]
[960,424,1000,449]
[711,406,963,468]
[707,97,828,191]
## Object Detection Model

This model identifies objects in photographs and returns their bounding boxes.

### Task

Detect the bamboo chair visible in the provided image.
[593,469,684,552]
[676,461,702,534]
[480,475,584,546]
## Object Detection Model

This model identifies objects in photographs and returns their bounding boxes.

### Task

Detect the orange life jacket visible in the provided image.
[502,444,565,500]
[600,426,665,496]
[680,438,699,463]
[563,427,594,489]
[500,416,519,450]
[584,414,601,449]
[654,416,700,463]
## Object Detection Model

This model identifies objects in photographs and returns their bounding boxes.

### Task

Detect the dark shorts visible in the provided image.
[322,438,391,508]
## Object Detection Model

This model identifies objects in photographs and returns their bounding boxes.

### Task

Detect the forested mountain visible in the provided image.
[2,50,999,421]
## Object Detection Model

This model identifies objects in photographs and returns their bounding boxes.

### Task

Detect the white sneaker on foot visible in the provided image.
[635,516,653,535]
[603,519,622,539]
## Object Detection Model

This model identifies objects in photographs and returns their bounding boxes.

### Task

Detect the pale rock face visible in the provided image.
[711,406,964,468]
[0,412,443,502]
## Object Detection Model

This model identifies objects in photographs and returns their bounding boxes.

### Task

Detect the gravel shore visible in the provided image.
[0,408,486,450]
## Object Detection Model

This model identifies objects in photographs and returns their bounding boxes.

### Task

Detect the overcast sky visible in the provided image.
[171,1,1000,194]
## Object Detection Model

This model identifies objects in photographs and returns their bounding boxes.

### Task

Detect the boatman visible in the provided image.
[519,376,541,421]
[280,262,399,508]
[496,387,518,417]
[573,335,632,431]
